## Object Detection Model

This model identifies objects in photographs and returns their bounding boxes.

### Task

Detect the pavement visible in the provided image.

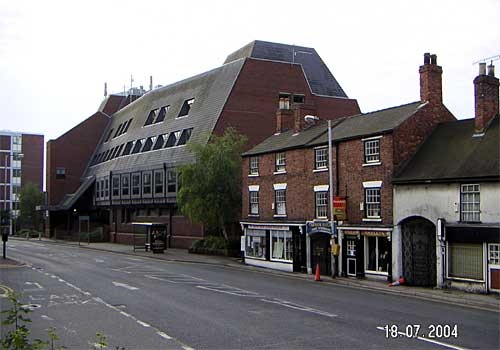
[3,236,499,312]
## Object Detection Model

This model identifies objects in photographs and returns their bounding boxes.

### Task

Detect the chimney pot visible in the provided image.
[430,54,437,65]
[424,52,431,65]
[479,62,487,75]
[487,64,495,77]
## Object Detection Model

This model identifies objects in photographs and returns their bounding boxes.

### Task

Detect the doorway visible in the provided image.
[488,243,500,293]
[310,233,331,276]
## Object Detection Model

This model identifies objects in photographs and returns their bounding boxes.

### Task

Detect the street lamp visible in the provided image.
[4,152,23,237]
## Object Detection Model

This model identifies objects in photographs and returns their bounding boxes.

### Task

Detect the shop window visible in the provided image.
[249,190,259,215]
[153,134,166,150]
[275,152,286,172]
[131,173,141,196]
[154,170,164,195]
[178,98,194,118]
[315,147,327,170]
[167,170,177,193]
[271,230,292,261]
[315,191,328,219]
[245,230,266,259]
[143,172,152,195]
[112,175,120,197]
[365,236,389,273]
[364,138,380,164]
[365,187,381,219]
[275,189,286,216]
[448,243,483,280]
[177,128,193,146]
[249,156,259,175]
[279,93,291,110]
[121,174,130,197]
[460,184,480,222]
[55,168,65,179]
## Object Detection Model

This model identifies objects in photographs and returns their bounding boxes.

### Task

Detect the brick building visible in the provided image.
[47,40,360,248]
[0,130,44,234]
[393,62,499,292]
[240,53,455,277]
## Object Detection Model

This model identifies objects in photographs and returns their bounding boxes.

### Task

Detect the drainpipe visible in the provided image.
[328,120,336,278]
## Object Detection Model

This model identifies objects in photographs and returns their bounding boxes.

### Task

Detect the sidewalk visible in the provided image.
[8,237,500,312]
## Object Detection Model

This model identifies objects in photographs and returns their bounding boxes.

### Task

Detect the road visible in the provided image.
[1,240,498,349]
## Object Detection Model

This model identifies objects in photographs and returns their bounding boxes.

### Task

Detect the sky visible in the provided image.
[0,0,499,143]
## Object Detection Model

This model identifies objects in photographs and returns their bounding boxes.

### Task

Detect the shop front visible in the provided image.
[339,227,392,280]
[241,223,306,273]
[305,221,335,275]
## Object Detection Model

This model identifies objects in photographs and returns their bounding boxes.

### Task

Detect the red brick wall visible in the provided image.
[21,134,44,191]
[215,58,360,151]
[47,112,109,205]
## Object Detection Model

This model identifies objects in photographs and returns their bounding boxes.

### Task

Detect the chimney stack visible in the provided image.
[474,62,499,133]
[419,52,443,105]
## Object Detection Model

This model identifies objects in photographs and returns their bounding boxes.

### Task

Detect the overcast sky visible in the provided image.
[1,0,499,142]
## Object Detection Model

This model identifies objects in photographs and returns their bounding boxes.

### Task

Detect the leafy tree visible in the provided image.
[19,183,44,232]
[178,129,247,239]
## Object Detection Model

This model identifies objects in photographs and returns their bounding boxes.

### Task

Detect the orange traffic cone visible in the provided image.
[314,263,321,281]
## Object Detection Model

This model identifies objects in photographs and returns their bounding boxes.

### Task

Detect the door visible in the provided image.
[346,238,357,277]
[292,228,306,273]
[488,244,500,292]
[310,234,331,276]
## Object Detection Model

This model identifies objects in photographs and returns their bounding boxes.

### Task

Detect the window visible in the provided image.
[279,93,290,110]
[347,240,356,256]
[165,132,179,148]
[155,106,169,123]
[56,168,65,179]
[100,179,105,198]
[104,129,114,142]
[245,230,266,259]
[131,173,141,196]
[177,128,193,146]
[121,174,130,197]
[365,187,381,219]
[114,123,124,138]
[96,181,100,199]
[275,152,286,172]
[12,136,22,152]
[293,94,305,104]
[112,175,120,197]
[364,138,380,164]
[249,190,259,215]
[249,157,259,175]
[315,191,328,218]
[271,230,292,261]
[122,118,133,134]
[366,236,389,273]
[315,147,327,170]
[132,139,144,154]
[144,109,157,126]
[167,170,177,193]
[275,189,286,215]
[115,144,124,158]
[153,135,166,150]
[154,170,164,195]
[142,137,155,152]
[178,98,194,118]
[143,172,152,195]
[448,243,483,280]
[104,177,109,198]
[461,184,480,222]
[122,141,134,156]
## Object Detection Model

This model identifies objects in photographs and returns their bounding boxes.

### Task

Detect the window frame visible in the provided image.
[142,171,152,197]
[270,230,293,262]
[275,152,286,173]
[363,137,381,165]
[249,190,259,215]
[314,147,328,170]
[315,191,328,219]
[460,184,480,222]
[131,173,141,198]
[364,187,381,219]
[275,189,286,216]
[249,156,259,176]
[154,169,164,196]
[112,174,120,198]
[121,174,130,198]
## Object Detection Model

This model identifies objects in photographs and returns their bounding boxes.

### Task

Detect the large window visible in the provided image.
[167,170,177,193]
[112,175,120,197]
[275,152,286,172]
[178,98,194,118]
[249,190,259,215]
[249,156,259,175]
[365,187,381,219]
[154,170,164,195]
[315,147,327,170]
[245,230,266,259]
[315,191,328,219]
[143,172,152,195]
[121,174,130,197]
[460,184,480,222]
[448,243,483,280]
[275,189,286,216]
[365,236,389,273]
[271,230,292,262]
[131,173,141,196]
[364,138,380,164]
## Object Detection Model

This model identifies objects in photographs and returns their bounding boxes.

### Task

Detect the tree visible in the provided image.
[178,129,247,239]
[19,183,44,232]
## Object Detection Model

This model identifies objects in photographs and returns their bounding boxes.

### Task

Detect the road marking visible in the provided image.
[41,315,54,321]
[94,259,105,263]
[182,346,195,350]
[137,320,151,328]
[375,327,468,350]
[112,281,139,290]
[196,285,262,297]
[25,281,43,289]
[260,298,337,318]
[1,284,14,297]
[157,331,172,340]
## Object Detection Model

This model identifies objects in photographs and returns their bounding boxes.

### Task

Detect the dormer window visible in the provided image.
[155,106,169,123]
[178,98,194,118]
[131,139,144,154]
[153,134,166,150]
[177,128,193,146]
[279,93,291,110]
[144,109,158,126]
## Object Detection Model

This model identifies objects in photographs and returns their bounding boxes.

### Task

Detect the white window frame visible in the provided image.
[315,189,328,219]
[245,229,266,259]
[249,186,259,215]
[274,187,286,216]
[275,152,286,173]
[270,229,293,262]
[249,156,259,176]
[314,147,328,170]
[364,185,381,220]
[460,184,480,222]
[362,136,381,166]
[364,236,389,274]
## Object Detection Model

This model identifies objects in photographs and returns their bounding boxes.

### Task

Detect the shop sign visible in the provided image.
[362,231,390,237]
[248,225,289,231]
[333,196,346,221]
[343,230,360,236]
[306,221,335,236]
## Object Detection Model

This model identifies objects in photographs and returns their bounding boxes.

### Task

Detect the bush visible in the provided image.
[16,229,41,238]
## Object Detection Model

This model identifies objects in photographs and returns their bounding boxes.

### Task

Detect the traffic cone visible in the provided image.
[314,263,321,281]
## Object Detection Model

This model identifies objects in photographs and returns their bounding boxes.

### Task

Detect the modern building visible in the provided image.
[240,53,456,278]
[0,130,44,234]
[393,62,499,293]
[46,40,360,248]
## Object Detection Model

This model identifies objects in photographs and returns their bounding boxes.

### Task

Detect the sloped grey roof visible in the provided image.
[58,176,95,210]
[244,101,425,155]
[224,40,347,97]
[393,116,500,183]
[85,58,246,177]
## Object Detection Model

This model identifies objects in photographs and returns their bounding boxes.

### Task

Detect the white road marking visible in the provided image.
[25,281,43,289]
[182,346,195,350]
[375,327,468,350]
[94,259,105,263]
[196,285,262,297]
[137,320,151,328]
[41,315,54,321]
[112,281,139,290]
[261,298,337,318]
[157,331,173,340]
